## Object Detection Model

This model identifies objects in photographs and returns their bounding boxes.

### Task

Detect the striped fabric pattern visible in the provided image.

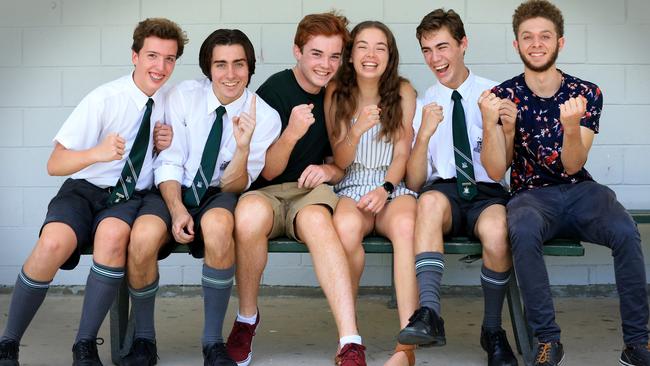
[415,257,445,274]
[335,122,415,201]
[18,270,50,289]
[91,262,124,279]
[201,273,235,289]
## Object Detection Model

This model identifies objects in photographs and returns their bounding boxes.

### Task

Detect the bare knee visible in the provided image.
[94,220,130,264]
[417,191,449,220]
[202,209,235,263]
[235,195,273,243]
[333,211,365,255]
[477,215,511,266]
[129,223,166,268]
[296,204,332,231]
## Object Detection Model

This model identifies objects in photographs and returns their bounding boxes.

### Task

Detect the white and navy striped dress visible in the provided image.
[334,120,415,202]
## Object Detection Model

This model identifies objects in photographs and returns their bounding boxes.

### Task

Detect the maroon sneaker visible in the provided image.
[335,343,366,366]
[226,311,259,366]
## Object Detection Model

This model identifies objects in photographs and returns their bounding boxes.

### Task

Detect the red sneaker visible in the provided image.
[226,311,259,366]
[335,343,366,366]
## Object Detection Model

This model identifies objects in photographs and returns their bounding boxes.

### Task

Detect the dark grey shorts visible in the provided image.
[41,178,144,270]
[420,179,508,238]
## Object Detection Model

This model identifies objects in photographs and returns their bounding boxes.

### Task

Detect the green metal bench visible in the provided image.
[101,211,648,365]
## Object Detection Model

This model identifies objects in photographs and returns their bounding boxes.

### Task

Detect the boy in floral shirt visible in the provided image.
[479,1,649,366]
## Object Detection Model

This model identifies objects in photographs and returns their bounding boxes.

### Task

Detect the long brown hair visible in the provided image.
[330,21,406,143]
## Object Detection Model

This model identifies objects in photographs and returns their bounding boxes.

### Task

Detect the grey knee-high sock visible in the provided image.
[415,252,445,316]
[1,269,50,342]
[481,265,511,330]
[129,277,159,341]
[75,261,124,343]
[202,264,235,347]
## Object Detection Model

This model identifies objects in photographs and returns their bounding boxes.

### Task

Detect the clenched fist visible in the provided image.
[418,102,444,139]
[478,90,501,127]
[285,103,315,141]
[95,133,126,162]
[499,99,517,135]
[353,104,381,136]
[559,95,587,131]
[153,122,173,151]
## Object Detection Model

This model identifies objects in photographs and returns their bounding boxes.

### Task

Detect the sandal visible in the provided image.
[394,343,416,366]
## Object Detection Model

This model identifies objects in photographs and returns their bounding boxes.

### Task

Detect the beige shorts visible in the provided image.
[240,182,339,241]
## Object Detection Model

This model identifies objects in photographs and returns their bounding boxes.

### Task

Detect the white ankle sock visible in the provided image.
[339,335,363,347]
[236,311,258,325]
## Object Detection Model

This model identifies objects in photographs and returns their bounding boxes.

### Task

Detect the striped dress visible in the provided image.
[334,120,415,202]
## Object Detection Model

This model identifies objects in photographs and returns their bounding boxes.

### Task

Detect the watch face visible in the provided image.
[383,181,395,194]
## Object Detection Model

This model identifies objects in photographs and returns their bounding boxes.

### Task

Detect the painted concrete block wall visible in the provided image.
[0,0,648,286]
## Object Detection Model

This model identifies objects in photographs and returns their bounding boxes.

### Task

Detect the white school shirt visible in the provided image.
[412,71,504,186]
[155,77,281,190]
[54,73,167,190]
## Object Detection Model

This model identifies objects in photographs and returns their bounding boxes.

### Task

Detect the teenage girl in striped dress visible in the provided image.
[324,21,418,366]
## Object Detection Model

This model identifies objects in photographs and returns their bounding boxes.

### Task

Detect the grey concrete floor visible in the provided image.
[0,292,630,365]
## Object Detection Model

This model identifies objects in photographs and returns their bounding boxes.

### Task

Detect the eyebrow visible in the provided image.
[213,58,247,64]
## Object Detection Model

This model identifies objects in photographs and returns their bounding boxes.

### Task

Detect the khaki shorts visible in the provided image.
[241,182,339,241]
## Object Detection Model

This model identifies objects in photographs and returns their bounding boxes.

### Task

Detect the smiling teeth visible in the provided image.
[314,70,328,76]
[435,64,448,71]
[150,73,163,80]
[362,62,377,67]
[223,82,237,87]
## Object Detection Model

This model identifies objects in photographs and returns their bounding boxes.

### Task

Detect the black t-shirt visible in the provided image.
[250,69,332,189]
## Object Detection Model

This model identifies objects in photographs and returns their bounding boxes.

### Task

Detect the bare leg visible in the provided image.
[332,197,374,300]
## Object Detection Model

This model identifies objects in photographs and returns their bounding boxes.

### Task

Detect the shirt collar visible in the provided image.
[128,72,163,111]
[433,69,475,101]
[205,79,250,117]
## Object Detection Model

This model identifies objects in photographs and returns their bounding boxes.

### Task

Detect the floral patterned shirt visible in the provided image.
[492,71,602,194]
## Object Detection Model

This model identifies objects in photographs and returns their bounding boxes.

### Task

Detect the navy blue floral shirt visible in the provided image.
[492,71,603,194]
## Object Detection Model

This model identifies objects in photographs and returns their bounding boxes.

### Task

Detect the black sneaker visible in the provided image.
[397,306,446,347]
[0,339,19,366]
[72,338,104,366]
[534,342,564,366]
[480,327,518,366]
[121,338,158,366]
[620,343,650,366]
[203,342,237,366]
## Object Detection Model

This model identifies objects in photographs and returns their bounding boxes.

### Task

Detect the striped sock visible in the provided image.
[75,261,124,343]
[415,252,445,316]
[481,265,511,330]
[0,269,50,342]
[130,277,159,341]
[201,264,235,347]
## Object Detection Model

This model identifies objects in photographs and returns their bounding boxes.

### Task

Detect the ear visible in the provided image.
[557,36,565,52]
[292,44,302,61]
[512,39,519,52]
[131,50,138,66]
[460,36,468,52]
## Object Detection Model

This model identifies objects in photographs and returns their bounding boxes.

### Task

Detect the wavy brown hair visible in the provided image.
[330,21,406,143]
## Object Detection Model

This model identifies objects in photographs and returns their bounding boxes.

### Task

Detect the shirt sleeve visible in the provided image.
[154,86,188,186]
[580,84,602,133]
[53,93,103,150]
[244,97,282,189]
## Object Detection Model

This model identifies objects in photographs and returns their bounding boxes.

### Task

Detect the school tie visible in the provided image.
[107,98,153,206]
[182,105,226,207]
[451,90,477,200]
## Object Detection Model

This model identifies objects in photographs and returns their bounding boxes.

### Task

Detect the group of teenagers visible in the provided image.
[1,0,648,366]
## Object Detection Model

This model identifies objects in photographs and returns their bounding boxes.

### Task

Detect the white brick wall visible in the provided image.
[0,0,648,286]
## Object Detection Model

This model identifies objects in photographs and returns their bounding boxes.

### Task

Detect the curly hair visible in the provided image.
[512,0,564,38]
[330,21,407,144]
[132,18,188,58]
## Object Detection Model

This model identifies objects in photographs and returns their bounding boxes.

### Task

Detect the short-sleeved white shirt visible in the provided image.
[413,71,504,186]
[54,73,167,190]
[155,77,281,190]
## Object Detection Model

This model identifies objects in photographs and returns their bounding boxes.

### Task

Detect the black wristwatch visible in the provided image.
[381,181,395,195]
